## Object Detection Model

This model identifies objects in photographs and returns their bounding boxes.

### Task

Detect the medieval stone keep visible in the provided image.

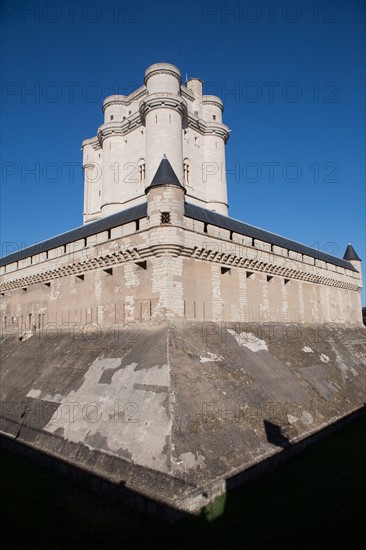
[0,63,365,519]
[0,62,363,328]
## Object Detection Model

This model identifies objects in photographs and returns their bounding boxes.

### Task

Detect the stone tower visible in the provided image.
[0,61,365,522]
[82,63,230,223]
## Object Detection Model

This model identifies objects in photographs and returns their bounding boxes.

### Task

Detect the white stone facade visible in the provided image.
[82,63,230,223]
[0,63,363,330]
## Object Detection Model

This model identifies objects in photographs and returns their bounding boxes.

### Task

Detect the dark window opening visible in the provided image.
[103,268,113,276]
[267,275,274,282]
[221,267,231,275]
[44,282,51,287]
[229,231,233,241]
[183,162,190,186]
[135,219,140,231]
[213,114,216,120]
[246,271,254,279]
[107,229,111,240]
[138,163,145,185]
[203,222,208,233]
[136,261,147,270]
[22,287,27,292]
[161,212,171,224]
[76,274,84,282]
[110,115,114,120]
[284,278,290,285]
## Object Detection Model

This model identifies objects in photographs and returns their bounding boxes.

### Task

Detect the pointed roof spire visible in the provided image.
[145,155,185,194]
[343,243,361,261]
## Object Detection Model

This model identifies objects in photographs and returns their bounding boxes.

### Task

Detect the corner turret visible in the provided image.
[145,155,185,255]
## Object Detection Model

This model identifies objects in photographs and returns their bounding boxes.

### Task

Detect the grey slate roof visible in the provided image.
[0,200,357,273]
[0,203,147,267]
[343,244,361,262]
[145,156,185,194]
[184,203,357,272]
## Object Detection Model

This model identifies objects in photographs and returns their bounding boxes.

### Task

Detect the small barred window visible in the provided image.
[161,212,171,224]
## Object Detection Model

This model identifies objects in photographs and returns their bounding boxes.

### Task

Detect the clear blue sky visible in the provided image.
[1,0,365,304]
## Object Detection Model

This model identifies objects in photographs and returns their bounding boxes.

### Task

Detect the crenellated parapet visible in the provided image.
[81,63,231,223]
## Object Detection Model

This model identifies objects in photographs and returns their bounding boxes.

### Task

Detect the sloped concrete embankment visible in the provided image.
[0,322,365,518]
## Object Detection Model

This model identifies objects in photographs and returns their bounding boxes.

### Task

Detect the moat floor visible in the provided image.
[1,414,365,550]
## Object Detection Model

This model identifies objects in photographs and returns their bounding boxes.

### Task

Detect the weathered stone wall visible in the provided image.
[0,205,362,332]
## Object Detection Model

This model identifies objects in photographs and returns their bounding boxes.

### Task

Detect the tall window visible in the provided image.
[138,159,145,185]
[183,159,190,186]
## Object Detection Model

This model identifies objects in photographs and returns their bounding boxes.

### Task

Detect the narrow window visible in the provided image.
[213,114,216,120]
[221,267,231,275]
[76,274,84,282]
[138,162,145,185]
[183,160,190,186]
[161,212,171,224]
[284,278,290,285]
[136,261,147,270]
[246,271,254,279]
[135,219,140,231]
[103,268,113,276]
[204,222,208,233]
[267,275,273,283]
[110,115,114,120]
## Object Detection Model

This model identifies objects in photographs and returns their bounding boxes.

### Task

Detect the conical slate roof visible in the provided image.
[343,244,361,261]
[145,155,185,194]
